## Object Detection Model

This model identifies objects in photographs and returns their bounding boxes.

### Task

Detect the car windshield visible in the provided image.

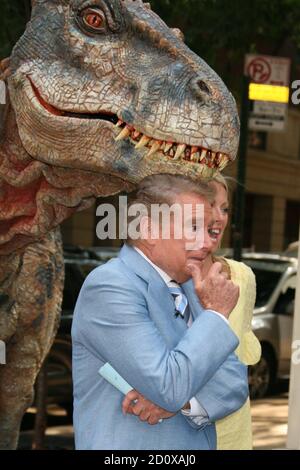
[243,259,291,308]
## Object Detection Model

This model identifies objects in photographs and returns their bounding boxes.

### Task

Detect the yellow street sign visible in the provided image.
[249,83,290,104]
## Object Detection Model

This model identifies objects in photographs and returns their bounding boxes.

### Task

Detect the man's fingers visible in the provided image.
[186,262,203,285]
[125,404,135,414]
[207,261,223,278]
[139,410,151,421]
[148,416,160,425]
[220,270,229,280]
[122,390,140,415]
[132,400,145,416]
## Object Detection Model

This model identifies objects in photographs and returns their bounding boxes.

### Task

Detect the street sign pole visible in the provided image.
[233,75,250,261]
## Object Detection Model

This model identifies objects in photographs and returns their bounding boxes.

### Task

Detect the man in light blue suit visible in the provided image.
[72,174,249,450]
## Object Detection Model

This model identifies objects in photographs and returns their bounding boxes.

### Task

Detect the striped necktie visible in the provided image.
[168,284,189,323]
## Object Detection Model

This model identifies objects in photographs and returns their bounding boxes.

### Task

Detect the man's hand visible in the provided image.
[122,390,176,425]
[187,261,239,319]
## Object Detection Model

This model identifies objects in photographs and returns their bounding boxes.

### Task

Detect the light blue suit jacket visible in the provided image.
[72,244,249,450]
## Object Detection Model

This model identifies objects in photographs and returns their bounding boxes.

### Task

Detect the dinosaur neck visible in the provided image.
[0,104,132,255]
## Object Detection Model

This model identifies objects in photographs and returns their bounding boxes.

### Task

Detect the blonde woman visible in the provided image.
[203,173,261,450]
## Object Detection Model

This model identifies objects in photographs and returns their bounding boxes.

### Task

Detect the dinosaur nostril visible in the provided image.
[196,80,211,96]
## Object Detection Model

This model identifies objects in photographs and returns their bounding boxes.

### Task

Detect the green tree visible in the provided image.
[1,0,300,94]
[0,0,31,57]
[151,0,300,93]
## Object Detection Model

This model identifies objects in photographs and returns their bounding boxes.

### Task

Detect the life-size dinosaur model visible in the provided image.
[0,0,239,449]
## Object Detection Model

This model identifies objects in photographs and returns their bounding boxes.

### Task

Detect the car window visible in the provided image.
[243,259,291,308]
[273,287,295,316]
[251,268,283,308]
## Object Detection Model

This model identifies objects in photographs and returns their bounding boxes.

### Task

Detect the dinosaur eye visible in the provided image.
[80,8,106,32]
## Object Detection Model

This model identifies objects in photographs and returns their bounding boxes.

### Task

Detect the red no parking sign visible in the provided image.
[245,54,291,87]
[246,57,272,83]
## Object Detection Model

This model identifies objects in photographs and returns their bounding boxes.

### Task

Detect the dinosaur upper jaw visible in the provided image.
[29,78,119,125]
[27,76,231,174]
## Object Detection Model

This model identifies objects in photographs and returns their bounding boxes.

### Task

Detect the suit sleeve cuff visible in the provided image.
[181,397,208,417]
[206,309,229,325]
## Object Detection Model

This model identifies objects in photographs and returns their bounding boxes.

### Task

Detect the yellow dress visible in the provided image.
[216,258,262,450]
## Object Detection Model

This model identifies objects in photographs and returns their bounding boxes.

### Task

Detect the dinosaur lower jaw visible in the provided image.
[29,78,229,171]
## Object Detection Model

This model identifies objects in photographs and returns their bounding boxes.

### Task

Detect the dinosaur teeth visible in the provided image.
[200,148,207,162]
[191,152,200,162]
[164,142,173,154]
[174,144,186,160]
[218,154,228,170]
[217,152,227,164]
[132,130,141,140]
[135,135,151,149]
[113,119,230,169]
[147,140,162,157]
[115,126,131,141]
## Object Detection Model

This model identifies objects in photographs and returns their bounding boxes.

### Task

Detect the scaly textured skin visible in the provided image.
[0,0,239,448]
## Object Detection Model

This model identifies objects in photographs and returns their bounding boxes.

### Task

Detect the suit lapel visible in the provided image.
[147,277,188,344]
[119,244,188,346]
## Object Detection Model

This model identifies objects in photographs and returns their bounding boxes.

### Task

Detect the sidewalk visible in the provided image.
[251,392,289,450]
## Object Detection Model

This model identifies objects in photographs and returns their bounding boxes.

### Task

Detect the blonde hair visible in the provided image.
[210,173,231,277]
[211,172,229,193]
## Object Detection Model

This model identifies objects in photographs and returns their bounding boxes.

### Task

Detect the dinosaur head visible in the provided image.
[8,0,239,188]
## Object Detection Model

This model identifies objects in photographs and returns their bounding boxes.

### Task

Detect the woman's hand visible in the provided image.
[122,390,176,425]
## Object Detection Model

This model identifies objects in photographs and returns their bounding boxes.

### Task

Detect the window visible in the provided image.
[252,268,283,308]
[274,287,295,316]
[243,259,290,308]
